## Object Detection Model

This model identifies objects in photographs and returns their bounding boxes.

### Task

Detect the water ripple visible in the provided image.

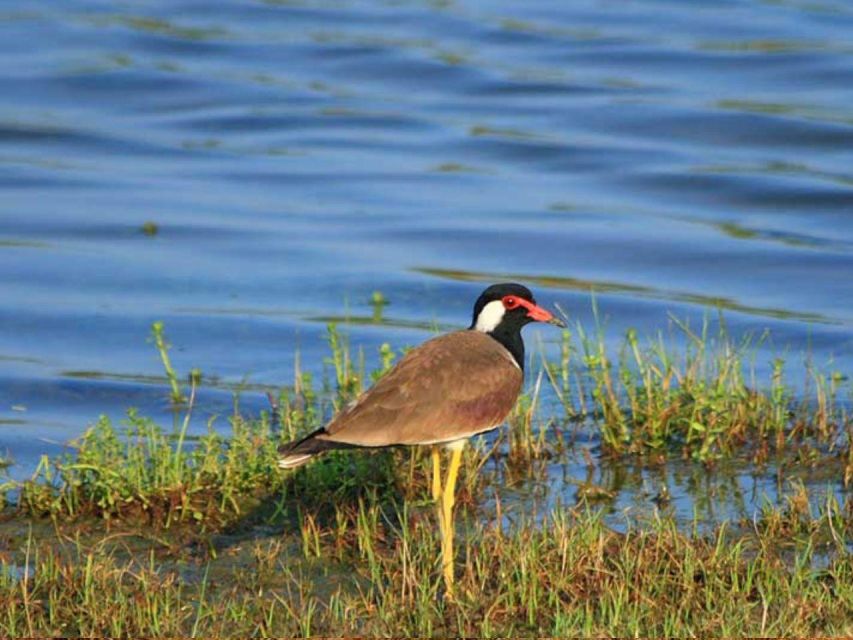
[0,0,852,483]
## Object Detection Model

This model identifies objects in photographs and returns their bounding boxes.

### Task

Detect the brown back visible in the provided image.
[318,330,523,446]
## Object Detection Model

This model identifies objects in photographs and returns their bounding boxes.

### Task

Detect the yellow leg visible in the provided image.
[431,446,442,503]
[431,446,446,569]
[441,443,465,594]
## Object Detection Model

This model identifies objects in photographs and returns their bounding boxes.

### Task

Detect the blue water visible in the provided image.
[1,0,852,524]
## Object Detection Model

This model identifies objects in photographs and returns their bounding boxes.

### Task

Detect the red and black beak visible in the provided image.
[518,299,567,328]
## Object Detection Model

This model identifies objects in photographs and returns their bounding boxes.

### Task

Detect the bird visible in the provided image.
[277,283,566,593]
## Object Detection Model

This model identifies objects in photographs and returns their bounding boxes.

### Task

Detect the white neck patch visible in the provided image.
[474,299,505,333]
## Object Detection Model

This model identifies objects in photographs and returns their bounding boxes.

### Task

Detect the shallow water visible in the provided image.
[1,0,852,526]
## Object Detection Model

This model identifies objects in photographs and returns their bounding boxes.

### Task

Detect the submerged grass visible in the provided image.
[0,316,851,636]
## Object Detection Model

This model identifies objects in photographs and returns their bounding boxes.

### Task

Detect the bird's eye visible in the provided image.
[503,296,519,309]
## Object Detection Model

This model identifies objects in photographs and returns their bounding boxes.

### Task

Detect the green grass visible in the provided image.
[0,317,850,636]
[543,312,850,467]
[15,410,282,527]
[0,490,850,636]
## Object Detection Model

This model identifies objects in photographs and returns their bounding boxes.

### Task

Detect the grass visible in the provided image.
[0,316,850,636]
[544,311,850,467]
[15,411,283,527]
[0,490,850,636]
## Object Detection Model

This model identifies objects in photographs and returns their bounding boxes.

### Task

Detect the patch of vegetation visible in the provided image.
[544,312,850,470]
[0,490,850,636]
[0,317,850,636]
[16,411,282,528]
[140,220,159,236]
[3,317,851,518]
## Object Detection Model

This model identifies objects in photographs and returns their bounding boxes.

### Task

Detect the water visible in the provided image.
[1,0,852,526]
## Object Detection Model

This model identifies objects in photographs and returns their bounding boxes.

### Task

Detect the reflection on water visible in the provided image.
[562,453,845,534]
[413,266,840,324]
[1,0,852,527]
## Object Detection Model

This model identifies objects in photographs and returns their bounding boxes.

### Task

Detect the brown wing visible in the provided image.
[316,330,523,447]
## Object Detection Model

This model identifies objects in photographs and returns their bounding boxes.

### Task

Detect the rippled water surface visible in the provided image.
[1,0,852,525]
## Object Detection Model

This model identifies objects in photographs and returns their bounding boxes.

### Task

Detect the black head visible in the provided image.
[468,282,565,369]
[470,283,533,330]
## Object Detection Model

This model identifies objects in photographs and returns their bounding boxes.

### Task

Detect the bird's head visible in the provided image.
[470,283,566,334]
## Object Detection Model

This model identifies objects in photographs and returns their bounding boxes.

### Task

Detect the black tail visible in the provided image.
[277,429,354,469]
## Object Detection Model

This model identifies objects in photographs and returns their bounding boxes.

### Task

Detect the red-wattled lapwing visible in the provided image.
[278,283,565,592]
